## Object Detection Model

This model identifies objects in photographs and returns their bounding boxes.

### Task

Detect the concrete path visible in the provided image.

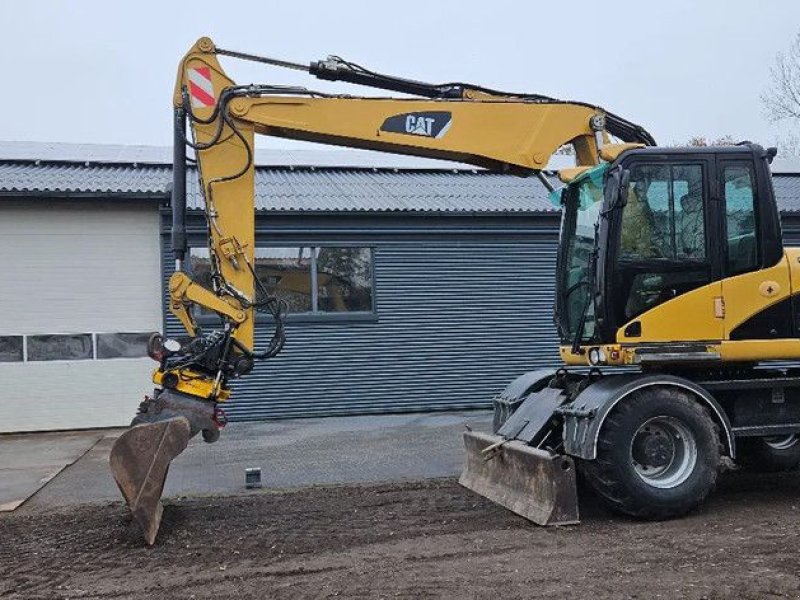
[9,410,492,512]
[0,430,105,511]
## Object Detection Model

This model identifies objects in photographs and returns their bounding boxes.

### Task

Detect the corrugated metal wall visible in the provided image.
[782,216,800,246]
[162,214,562,420]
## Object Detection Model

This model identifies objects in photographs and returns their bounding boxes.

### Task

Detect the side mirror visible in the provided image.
[766,147,778,164]
[604,166,630,212]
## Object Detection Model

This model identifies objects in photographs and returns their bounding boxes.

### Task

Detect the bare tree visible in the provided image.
[682,135,737,147]
[763,33,800,122]
[763,33,800,156]
[777,132,800,156]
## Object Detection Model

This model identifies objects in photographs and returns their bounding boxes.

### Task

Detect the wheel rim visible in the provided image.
[629,416,698,489]
[764,434,799,451]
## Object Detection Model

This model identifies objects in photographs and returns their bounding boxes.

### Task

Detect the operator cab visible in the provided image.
[555,143,784,361]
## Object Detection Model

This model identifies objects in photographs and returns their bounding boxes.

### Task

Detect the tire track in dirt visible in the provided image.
[2,474,800,599]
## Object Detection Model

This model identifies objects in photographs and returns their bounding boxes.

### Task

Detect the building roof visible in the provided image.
[774,174,800,212]
[771,158,800,174]
[0,140,798,214]
[0,141,559,213]
[0,140,481,170]
[0,140,576,170]
[0,161,170,197]
[0,161,557,213]
[0,141,175,166]
[186,167,556,213]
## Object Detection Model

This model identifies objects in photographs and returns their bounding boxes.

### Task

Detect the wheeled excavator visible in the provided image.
[110,37,800,544]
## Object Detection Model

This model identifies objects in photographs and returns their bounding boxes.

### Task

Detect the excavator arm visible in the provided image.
[164,36,653,355]
[109,37,655,544]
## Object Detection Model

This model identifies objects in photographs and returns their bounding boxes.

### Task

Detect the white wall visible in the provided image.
[0,359,156,431]
[0,200,162,432]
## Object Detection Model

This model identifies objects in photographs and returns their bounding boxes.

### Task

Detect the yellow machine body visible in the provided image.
[560,248,800,366]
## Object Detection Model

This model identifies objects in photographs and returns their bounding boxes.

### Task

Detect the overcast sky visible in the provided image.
[2,0,799,152]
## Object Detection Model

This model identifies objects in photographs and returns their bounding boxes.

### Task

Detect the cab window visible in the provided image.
[614,163,710,324]
[620,164,705,260]
[723,163,758,275]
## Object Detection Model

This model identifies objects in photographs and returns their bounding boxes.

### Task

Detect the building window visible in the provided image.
[0,336,23,363]
[316,247,373,313]
[189,246,374,317]
[189,247,214,291]
[0,332,155,362]
[27,334,94,362]
[255,247,313,313]
[187,247,216,318]
[96,332,153,359]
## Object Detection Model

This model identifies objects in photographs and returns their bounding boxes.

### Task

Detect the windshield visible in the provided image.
[554,164,608,344]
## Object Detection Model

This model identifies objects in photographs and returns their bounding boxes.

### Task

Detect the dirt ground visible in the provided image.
[2,471,800,600]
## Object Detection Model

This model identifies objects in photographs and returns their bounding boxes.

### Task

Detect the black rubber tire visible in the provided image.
[736,435,800,472]
[580,388,721,520]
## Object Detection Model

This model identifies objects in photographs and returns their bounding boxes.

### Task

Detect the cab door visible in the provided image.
[719,159,793,340]
[612,156,725,344]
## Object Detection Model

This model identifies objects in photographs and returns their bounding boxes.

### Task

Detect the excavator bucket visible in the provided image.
[109,417,191,545]
[459,431,579,526]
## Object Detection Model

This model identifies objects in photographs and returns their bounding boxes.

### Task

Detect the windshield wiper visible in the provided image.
[553,302,565,340]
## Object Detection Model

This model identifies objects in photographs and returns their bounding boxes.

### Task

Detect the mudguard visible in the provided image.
[560,373,735,460]
[499,368,560,402]
[497,387,568,446]
[492,368,558,433]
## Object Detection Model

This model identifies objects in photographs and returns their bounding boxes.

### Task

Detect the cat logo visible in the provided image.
[407,115,436,135]
[380,111,452,139]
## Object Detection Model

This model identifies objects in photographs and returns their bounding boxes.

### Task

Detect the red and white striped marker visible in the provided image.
[188,66,215,108]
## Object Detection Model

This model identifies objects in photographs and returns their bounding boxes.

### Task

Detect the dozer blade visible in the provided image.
[109,417,191,545]
[459,430,579,526]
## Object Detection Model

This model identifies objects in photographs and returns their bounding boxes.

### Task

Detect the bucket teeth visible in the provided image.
[109,417,191,545]
[459,430,579,526]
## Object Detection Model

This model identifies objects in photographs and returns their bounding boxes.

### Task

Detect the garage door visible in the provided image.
[0,200,162,432]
